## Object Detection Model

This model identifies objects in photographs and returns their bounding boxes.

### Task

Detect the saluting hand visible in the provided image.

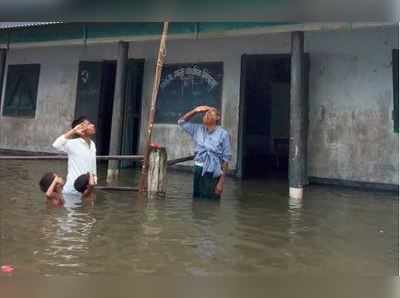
[73,123,87,137]
[194,106,211,113]
[54,175,64,186]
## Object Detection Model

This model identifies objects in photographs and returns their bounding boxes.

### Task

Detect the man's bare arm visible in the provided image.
[83,174,96,197]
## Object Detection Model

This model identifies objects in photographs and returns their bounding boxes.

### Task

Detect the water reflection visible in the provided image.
[38,194,96,274]
[191,199,220,264]
[0,161,397,276]
[288,196,303,241]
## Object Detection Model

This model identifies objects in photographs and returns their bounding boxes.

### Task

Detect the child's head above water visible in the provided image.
[74,173,90,193]
[39,172,57,193]
[39,172,64,199]
[74,173,96,198]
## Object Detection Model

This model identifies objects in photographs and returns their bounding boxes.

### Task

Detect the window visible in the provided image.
[393,49,399,133]
[156,62,223,124]
[2,64,40,117]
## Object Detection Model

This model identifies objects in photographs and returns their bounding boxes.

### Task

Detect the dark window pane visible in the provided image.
[3,64,40,118]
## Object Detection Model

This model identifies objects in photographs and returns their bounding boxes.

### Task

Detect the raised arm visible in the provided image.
[45,175,62,199]
[52,123,87,152]
[178,106,211,137]
[178,106,211,123]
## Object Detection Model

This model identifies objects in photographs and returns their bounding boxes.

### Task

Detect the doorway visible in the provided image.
[120,59,144,168]
[75,61,116,155]
[98,61,117,155]
[239,54,291,179]
[74,59,144,166]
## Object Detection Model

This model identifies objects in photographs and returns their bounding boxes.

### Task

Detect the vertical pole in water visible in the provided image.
[0,48,6,95]
[139,22,169,192]
[289,31,307,199]
[107,41,129,181]
[147,146,168,194]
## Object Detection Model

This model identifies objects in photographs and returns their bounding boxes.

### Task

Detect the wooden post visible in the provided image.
[139,22,169,192]
[147,146,168,194]
[0,48,6,96]
[289,31,307,199]
[107,41,129,181]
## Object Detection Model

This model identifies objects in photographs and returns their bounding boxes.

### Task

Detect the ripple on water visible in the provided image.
[0,161,397,276]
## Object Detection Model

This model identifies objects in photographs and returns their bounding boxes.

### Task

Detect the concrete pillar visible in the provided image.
[289,31,308,199]
[0,49,7,97]
[107,41,129,181]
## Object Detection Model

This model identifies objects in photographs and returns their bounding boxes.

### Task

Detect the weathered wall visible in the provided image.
[306,26,399,185]
[0,34,291,168]
[0,44,120,152]
[0,47,77,152]
[0,25,398,185]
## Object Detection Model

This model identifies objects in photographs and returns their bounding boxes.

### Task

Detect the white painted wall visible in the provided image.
[0,44,120,152]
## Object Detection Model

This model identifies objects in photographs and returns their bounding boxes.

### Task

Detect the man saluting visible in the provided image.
[52,116,97,194]
[178,106,232,199]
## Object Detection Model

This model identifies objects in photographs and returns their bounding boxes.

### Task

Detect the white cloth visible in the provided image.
[62,193,83,209]
[52,135,97,194]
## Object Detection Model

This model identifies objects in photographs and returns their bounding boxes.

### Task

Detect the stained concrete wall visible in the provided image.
[0,44,121,152]
[306,26,399,185]
[0,34,291,169]
[0,25,398,185]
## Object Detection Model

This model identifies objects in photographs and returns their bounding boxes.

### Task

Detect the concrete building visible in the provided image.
[0,22,398,191]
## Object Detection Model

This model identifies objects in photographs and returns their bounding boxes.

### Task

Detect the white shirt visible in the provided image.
[52,135,97,194]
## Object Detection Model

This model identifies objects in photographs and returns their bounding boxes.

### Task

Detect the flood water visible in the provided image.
[0,160,398,277]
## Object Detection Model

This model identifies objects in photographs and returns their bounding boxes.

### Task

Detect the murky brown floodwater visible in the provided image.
[0,160,398,277]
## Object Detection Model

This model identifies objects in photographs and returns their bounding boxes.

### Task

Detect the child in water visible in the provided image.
[74,172,96,199]
[39,172,65,206]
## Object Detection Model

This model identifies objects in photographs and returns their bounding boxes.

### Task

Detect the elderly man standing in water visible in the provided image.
[178,106,232,199]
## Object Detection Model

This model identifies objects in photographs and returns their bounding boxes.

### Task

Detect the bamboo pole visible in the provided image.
[139,22,169,193]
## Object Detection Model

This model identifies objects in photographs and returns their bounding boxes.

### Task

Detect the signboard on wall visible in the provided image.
[155,62,223,123]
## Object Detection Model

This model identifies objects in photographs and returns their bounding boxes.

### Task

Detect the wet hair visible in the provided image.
[39,172,55,193]
[74,173,90,193]
[71,116,88,129]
